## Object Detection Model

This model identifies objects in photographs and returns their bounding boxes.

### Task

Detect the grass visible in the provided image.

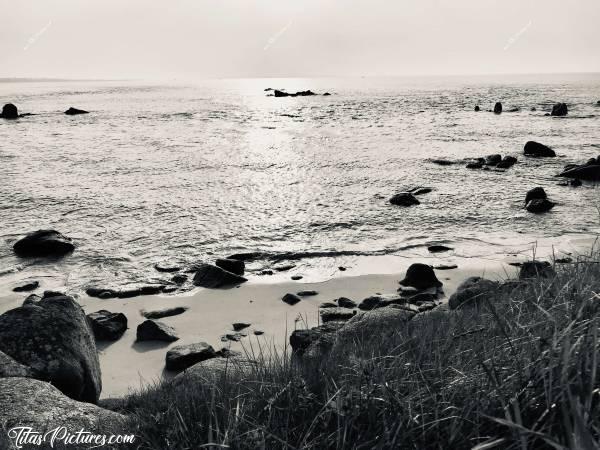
[112,252,600,449]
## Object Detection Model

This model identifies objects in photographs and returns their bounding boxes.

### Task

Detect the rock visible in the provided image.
[282,293,301,305]
[142,306,188,319]
[519,261,556,280]
[297,290,318,297]
[526,198,555,213]
[338,266,347,271]
[0,350,36,378]
[215,258,245,276]
[154,261,182,272]
[87,310,128,341]
[323,92,332,96]
[254,330,264,335]
[273,89,318,98]
[117,285,164,298]
[232,322,251,331]
[165,342,217,371]
[466,161,483,169]
[570,178,583,187]
[289,322,345,356]
[474,105,480,111]
[42,290,64,298]
[430,159,456,166]
[428,245,453,253]
[64,107,89,115]
[448,277,498,309]
[389,192,420,207]
[136,320,178,342]
[1,103,19,119]
[12,280,39,292]
[559,165,600,181]
[0,378,131,447]
[171,274,188,284]
[291,275,303,280]
[336,297,357,308]
[226,252,265,262]
[409,187,433,195]
[524,141,556,157]
[22,294,41,306]
[496,156,517,169]
[193,263,247,288]
[551,103,568,116]
[399,263,443,290]
[86,287,119,299]
[162,286,178,294]
[525,187,547,204]
[434,264,458,270]
[13,230,75,257]
[0,295,101,403]
[485,154,502,165]
[320,308,356,323]
[494,102,502,114]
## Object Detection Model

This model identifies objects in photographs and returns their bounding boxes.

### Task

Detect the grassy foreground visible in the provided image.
[114,254,600,449]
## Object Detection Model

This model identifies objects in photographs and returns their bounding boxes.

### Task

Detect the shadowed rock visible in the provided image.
[0,103,18,119]
[524,141,556,157]
[13,230,75,257]
[493,102,502,114]
[136,320,178,342]
[297,290,318,297]
[496,156,517,169]
[519,261,556,280]
[389,192,420,207]
[428,245,453,253]
[166,342,217,371]
[87,310,128,341]
[559,164,600,181]
[154,261,182,273]
[474,105,480,111]
[399,263,443,290]
[448,277,498,309]
[142,306,188,319]
[525,187,547,204]
[64,107,89,115]
[282,293,301,305]
[485,154,502,165]
[526,198,555,213]
[193,263,247,288]
[0,295,101,403]
[12,280,39,292]
[22,294,41,306]
[215,258,245,276]
[551,103,568,117]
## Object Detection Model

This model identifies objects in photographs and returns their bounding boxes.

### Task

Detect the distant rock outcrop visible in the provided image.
[551,103,568,117]
[524,141,556,157]
[136,320,179,342]
[399,263,443,290]
[13,230,75,257]
[193,263,247,288]
[87,310,128,341]
[165,342,217,371]
[215,258,245,276]
[448,277,498,309]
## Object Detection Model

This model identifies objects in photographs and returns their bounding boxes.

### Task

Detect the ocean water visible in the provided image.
[1,74,599,294]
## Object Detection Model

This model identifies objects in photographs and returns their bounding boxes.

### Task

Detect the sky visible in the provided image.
[1,0,599,80]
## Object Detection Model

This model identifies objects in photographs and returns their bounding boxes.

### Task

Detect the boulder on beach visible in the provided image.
[496,156,517,169]
[0,295,101,403]
[282,293,301,305]
[336,297,357,308]
[64,107,89,115]
[171,273,188,284]
[428,245,453,253]
[448,277,498,310]
[193,263,247,288]
[526,198,555,213]
[13,230,75,257]
[493,102,502,114]
[165,342,217,371]
[136,319,179,342]
[320,307,356,323]
[12,280,39,292]
[559,164,600,181]
[0,103,18,119]
[485,154,502,165]
[0,378,130,445]
[519,261,556,280]
[87,310,128,341]
[399,263,443,290]
[551,103,568,117]
[524,141,556,157]
[142,306,188,319]
[215,258,245,276]
[474,105,480,111]
[22,294,41,306]
[525,187,547,204]
[389,192,420,207]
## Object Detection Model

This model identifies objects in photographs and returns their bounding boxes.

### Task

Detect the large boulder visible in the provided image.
[389,192,420,207]
[165,342,217,371]
[0,295,101,403]
[87,310,128,341]
[519,261,556,280]
[559,165,600,181]
[136,320,178,342]
[0,378,131,448]
[215,258,245,276]
[524,141,556,157]
[448,277,498,309]
[0,103,18,119]
[551,103,568,117]
[192,263,247,288]
[13,230,75,257]
[399,263,443,290]
[64,107,89,115]
[525,187,547,204]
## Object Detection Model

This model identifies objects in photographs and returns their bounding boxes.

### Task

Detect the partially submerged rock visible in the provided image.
[526,198,555,213]
[87,310,128,341]
[165,342,217,371]
[136,320,179,342]
[0,350,36,378]
[154,261,182,273]
[389,192,420,207]
[525,187,547,204]
[551,102,568,117]
[493,102,502,114]
[428,245,453,253]
[496,155,518,169]
[336,297,357,308]
[193,263,247,288]
[64,107,89,115]
[297,290,318,297]
[524,141,556,157]
[0,295,101,403]
[559,164,600,181]
[448,277,498,309]
[0,103,18,119]
[13,230,75,257]
[399,263,443,290]
[282,293,301,305]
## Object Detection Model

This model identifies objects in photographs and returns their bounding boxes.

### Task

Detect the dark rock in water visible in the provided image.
[64,107,89,115]
[193,263,247,288]
[493,102,502,114]
[232,322,251,331]
[323,92,332,96]
[86,287,119,299]
[42,290,64,298]
[13,230,75,257]
[570,178,583,187]
[154,261,182,272]
[525,187,547,204]
[0,295,101,403]
[338,266,347,271]
[142,306,188,319]
[171,273,188,284]
[22,294,41,306]
[273,89,317,98]
[448,277,498,309]
[291,275,303,280]
[485,154,502,165]
[508,107,520,112]
[430,159,456,166]
[136,320,179,342]
[215,258,245,276]
[519,261,555,279]
[87,310,128,341]
[260,270,274,275]
[399,263,443,290]
[165,342,217,371]
[320,308,355,323]
[0,103,18,119]
[551,102,568,117]
[559,164,600,181]
[474,105,480,111]
[434,264,458,270]
[282,293,301,305]
[227,252,265,261]
[336,297,357,308]
[409,186,433,195]
[526,198,555,213]
[524,141,556,157]
[297,290,318,297]
[0,378,130,442]
[162,286,178,294]
[496,155,517,169]
[12,280,39,292]
[428,245,453,253]
[389,192,420,206]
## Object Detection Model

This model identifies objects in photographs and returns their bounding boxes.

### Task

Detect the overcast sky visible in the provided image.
[1,0,599,79]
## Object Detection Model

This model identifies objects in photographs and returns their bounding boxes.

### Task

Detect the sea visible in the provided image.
[1,74,599,295]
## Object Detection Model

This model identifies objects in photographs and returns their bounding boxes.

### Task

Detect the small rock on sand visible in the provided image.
[136,320,179,342]
[282,293,301,305]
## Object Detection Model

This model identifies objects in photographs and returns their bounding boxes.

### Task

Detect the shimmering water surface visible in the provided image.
[1,74,599,294]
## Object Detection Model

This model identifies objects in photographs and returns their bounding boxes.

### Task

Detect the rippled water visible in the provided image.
[1,74,599,293]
